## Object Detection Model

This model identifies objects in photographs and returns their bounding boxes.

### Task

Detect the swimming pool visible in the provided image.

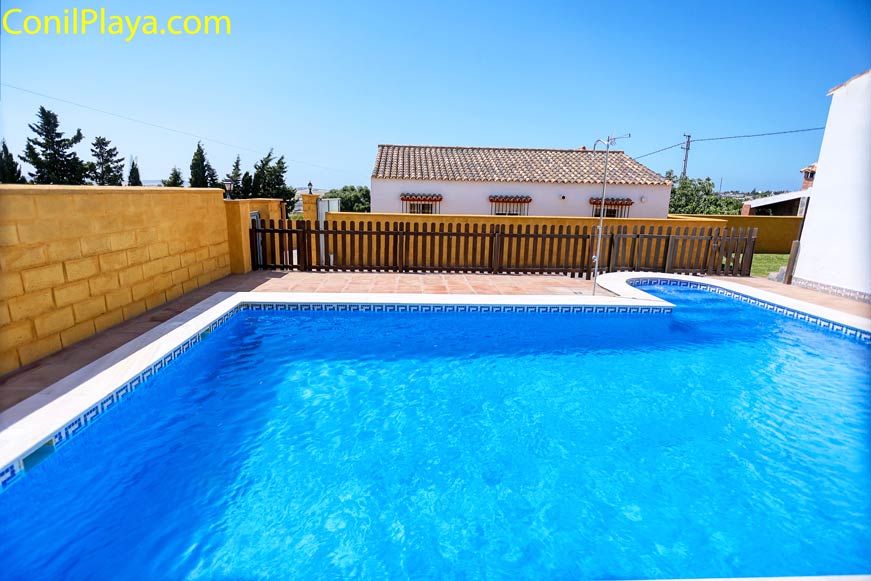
[0,281,868,578]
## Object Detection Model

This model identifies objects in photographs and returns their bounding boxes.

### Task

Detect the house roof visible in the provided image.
[801,162,817,173]
[827,68,871,96]
[746,188,812,208]
[372,144,671,186]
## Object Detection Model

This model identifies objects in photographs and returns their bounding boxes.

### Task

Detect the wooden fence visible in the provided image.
[250,220,757,278]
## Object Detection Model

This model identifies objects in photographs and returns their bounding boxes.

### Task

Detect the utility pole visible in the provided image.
[680,134,691,180]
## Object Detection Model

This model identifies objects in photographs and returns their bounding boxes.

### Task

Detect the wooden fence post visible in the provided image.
[398,222,407,272]
[664,233,676,273]
[741,227,758,277]
[296,220,309,271]
[489,224,503,273]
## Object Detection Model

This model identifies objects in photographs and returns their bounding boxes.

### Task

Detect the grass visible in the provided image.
[751,253,789,278]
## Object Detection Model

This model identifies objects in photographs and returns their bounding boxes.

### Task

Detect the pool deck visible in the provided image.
[1,271,869,413]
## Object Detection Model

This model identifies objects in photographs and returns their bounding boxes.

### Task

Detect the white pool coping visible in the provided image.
[597,272,871,333]
[0,291,670,474]
[1,278,869,578]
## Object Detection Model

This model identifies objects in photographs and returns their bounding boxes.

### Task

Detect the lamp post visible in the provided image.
[591,133,630,295]
[307,181,313,195]
[222,179,234,200]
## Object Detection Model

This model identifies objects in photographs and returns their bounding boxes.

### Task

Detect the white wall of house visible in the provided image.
[370,178,671,218]
[793,70,871,297]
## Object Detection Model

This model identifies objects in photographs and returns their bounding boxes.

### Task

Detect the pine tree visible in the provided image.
[89,136,125,185]
[189,141,220,188]
[162,167,184,187]
[240,171,253,198]
[205,162,220,188]
[127,158,143,186]
[225,155,242,197]
[19,106,88,184]
[250,150,297,216]
[0,140,26,183]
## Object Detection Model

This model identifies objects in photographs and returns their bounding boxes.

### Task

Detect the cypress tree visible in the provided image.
[0,140,26,183]
[189,141,220,188]
[19,106,88,184]
[240,171,253,198]
[205,162,220,188]
[162,167,184,187]
[225,155,242,195]
[89,136,125,185]
[127,158,143,186]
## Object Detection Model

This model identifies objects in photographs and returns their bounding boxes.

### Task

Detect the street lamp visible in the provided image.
[307,181,313,195]
[591,133,630,296]
[222,179,234,199]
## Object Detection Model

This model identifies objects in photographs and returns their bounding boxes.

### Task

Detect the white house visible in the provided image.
[792,69,871,301]
[370,144,672,218]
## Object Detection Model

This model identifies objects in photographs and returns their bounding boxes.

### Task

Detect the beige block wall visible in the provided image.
[672,214,803,253]
[225,198,283,273]
[0,185,232,375]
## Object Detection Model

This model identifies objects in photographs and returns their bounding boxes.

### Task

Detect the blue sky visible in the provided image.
[1,0,868,191]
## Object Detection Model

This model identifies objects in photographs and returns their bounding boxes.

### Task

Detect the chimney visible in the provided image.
[800,162,816,190]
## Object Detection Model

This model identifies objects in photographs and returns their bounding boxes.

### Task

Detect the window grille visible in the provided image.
[400,193,442,214]
[489,195,532,216]
[589,197,633,218]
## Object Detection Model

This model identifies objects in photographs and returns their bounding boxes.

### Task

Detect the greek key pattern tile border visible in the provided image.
[242,303,672,315]
[0,306,242,490]
[631,278,871,343]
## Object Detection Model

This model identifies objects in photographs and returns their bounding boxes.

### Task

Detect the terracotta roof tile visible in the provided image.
[372,144,671,186]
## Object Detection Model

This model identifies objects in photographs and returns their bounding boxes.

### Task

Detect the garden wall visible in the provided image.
[0,185,233,374]
[671,214,802,253]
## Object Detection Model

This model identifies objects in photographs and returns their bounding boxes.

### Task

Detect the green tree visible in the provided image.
[162,166,184,187]
[667,171,743,215]
[0,140,26,183]
[239,171,254,198]
[205,163,220,189]
[127,158,143,186]
[19,106,89,184]
[89,136,124,185]
[225,155,242,196]
[251,149,297,215]
[324,185,371,212]
[188,142,220,188]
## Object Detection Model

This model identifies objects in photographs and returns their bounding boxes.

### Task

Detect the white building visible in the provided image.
[792,69,871,301]
[370,144,672,218]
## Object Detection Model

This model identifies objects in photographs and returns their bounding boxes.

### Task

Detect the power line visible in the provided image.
[633,141,684,160]
[693,127,825,142]
[633,126,825,161]
[0,82,355,174]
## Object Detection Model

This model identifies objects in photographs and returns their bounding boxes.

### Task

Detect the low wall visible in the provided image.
[225,198,283,273]
[0,185,233,375]
[671,214,802,253]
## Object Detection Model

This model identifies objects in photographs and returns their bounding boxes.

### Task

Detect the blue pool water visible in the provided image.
[1,285,869,579]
